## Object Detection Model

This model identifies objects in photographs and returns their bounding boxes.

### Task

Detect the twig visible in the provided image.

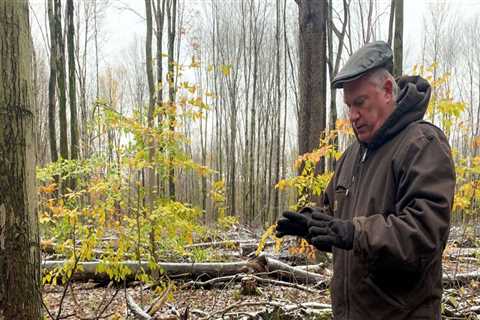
[56,255,81,320]
[201,300,331,320]
[248,274,323,294]
[146,283,173,315]
[95,287,120,319]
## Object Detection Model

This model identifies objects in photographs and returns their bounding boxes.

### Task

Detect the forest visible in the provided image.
[1,0,480,319]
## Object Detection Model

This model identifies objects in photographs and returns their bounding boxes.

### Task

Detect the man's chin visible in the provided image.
[356,132,372,144]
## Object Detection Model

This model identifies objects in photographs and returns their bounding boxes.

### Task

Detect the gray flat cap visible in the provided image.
[332,41,393,89]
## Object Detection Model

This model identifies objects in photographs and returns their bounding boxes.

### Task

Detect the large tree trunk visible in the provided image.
[0,1,42,318]
[47,0,58,163]
[296,0,327,172]
[67,0,79,160]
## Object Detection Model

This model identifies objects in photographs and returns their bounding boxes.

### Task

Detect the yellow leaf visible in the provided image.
[220,64,232,77]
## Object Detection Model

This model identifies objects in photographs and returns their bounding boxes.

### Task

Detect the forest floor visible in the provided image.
[42,225,480,320]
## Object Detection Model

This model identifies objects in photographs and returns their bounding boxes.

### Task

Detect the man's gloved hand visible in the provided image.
[308,211,355,250]
[275,211,312,238]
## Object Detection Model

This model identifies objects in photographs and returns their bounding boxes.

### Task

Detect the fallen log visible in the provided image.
[447,248,479,260]
[443,271,480,287]
[42,259,261,282]
[41,254,325,285]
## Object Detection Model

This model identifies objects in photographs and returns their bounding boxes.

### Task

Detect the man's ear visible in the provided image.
[383,79,394,102]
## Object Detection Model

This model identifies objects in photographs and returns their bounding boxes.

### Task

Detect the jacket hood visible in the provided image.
[365,75,432,149]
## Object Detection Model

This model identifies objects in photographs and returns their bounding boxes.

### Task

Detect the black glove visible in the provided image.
[275,207,326,238]
[275,211,312,238]
[308,211,355,250]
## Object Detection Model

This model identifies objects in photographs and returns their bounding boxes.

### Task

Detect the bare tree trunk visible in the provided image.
[241,1,251,222]
[272,0,282,224]
[167,0,177,200]
[67,0,78,161]
[296,0,327,174]
[248,1,258,224]
[154,0,166,196]
[47,0,58,163]
[54,0,69,160]
[281,0,289,212]
[387,0,395,47]
[327,0,349,171]
[144,0,158,262]
[0,1,42,317]
[393,0,403,77]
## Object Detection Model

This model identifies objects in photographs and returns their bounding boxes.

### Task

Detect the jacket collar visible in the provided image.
[361,75,432,150]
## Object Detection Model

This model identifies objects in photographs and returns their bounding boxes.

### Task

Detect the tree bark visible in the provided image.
[47,0,58,163]
[0,1,42,317]
[54,0,69,160]
[297,0,327,172]
[393,0,404,77]
[326,0,349,171]
[145,0,158,262]
[167,0,177,200]
[67,0,79,161]
[154,0,166,196]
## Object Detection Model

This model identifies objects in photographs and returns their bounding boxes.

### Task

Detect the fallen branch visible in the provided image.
[257,254,326,286]
[182,273,322,294]
[126,293,152,320]
[200,300,331,320]
[145,283,172,315]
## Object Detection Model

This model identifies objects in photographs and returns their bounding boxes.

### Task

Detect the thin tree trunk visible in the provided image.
[272,0,282,224]
[393,0,404,77]
[67,0,78,161]
[0,1,42,317]
[387,0,395,47]
[47,0,58,163]
[54,0,69,160]
[326,0,349,171]
[154,0,166,196]
[145,0,158,262]
[248,1,257,224]
[167,0,177,200]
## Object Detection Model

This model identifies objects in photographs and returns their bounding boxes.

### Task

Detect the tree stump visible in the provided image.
[240,276,258,295]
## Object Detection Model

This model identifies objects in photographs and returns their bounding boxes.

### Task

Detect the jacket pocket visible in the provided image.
[363,261,430,311]
[363,276,407,309]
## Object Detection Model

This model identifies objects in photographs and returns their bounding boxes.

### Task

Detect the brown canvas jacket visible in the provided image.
[322,75,456,319]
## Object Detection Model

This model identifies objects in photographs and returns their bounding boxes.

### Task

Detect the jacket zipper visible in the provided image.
[346,146,368,319]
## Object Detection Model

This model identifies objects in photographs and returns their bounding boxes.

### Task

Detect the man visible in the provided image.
[276,41,455,319]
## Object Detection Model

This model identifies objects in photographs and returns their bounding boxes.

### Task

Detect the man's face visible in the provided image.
[343,76,394,143]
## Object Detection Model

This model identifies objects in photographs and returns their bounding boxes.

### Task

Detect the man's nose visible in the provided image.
[348,108,359,121]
